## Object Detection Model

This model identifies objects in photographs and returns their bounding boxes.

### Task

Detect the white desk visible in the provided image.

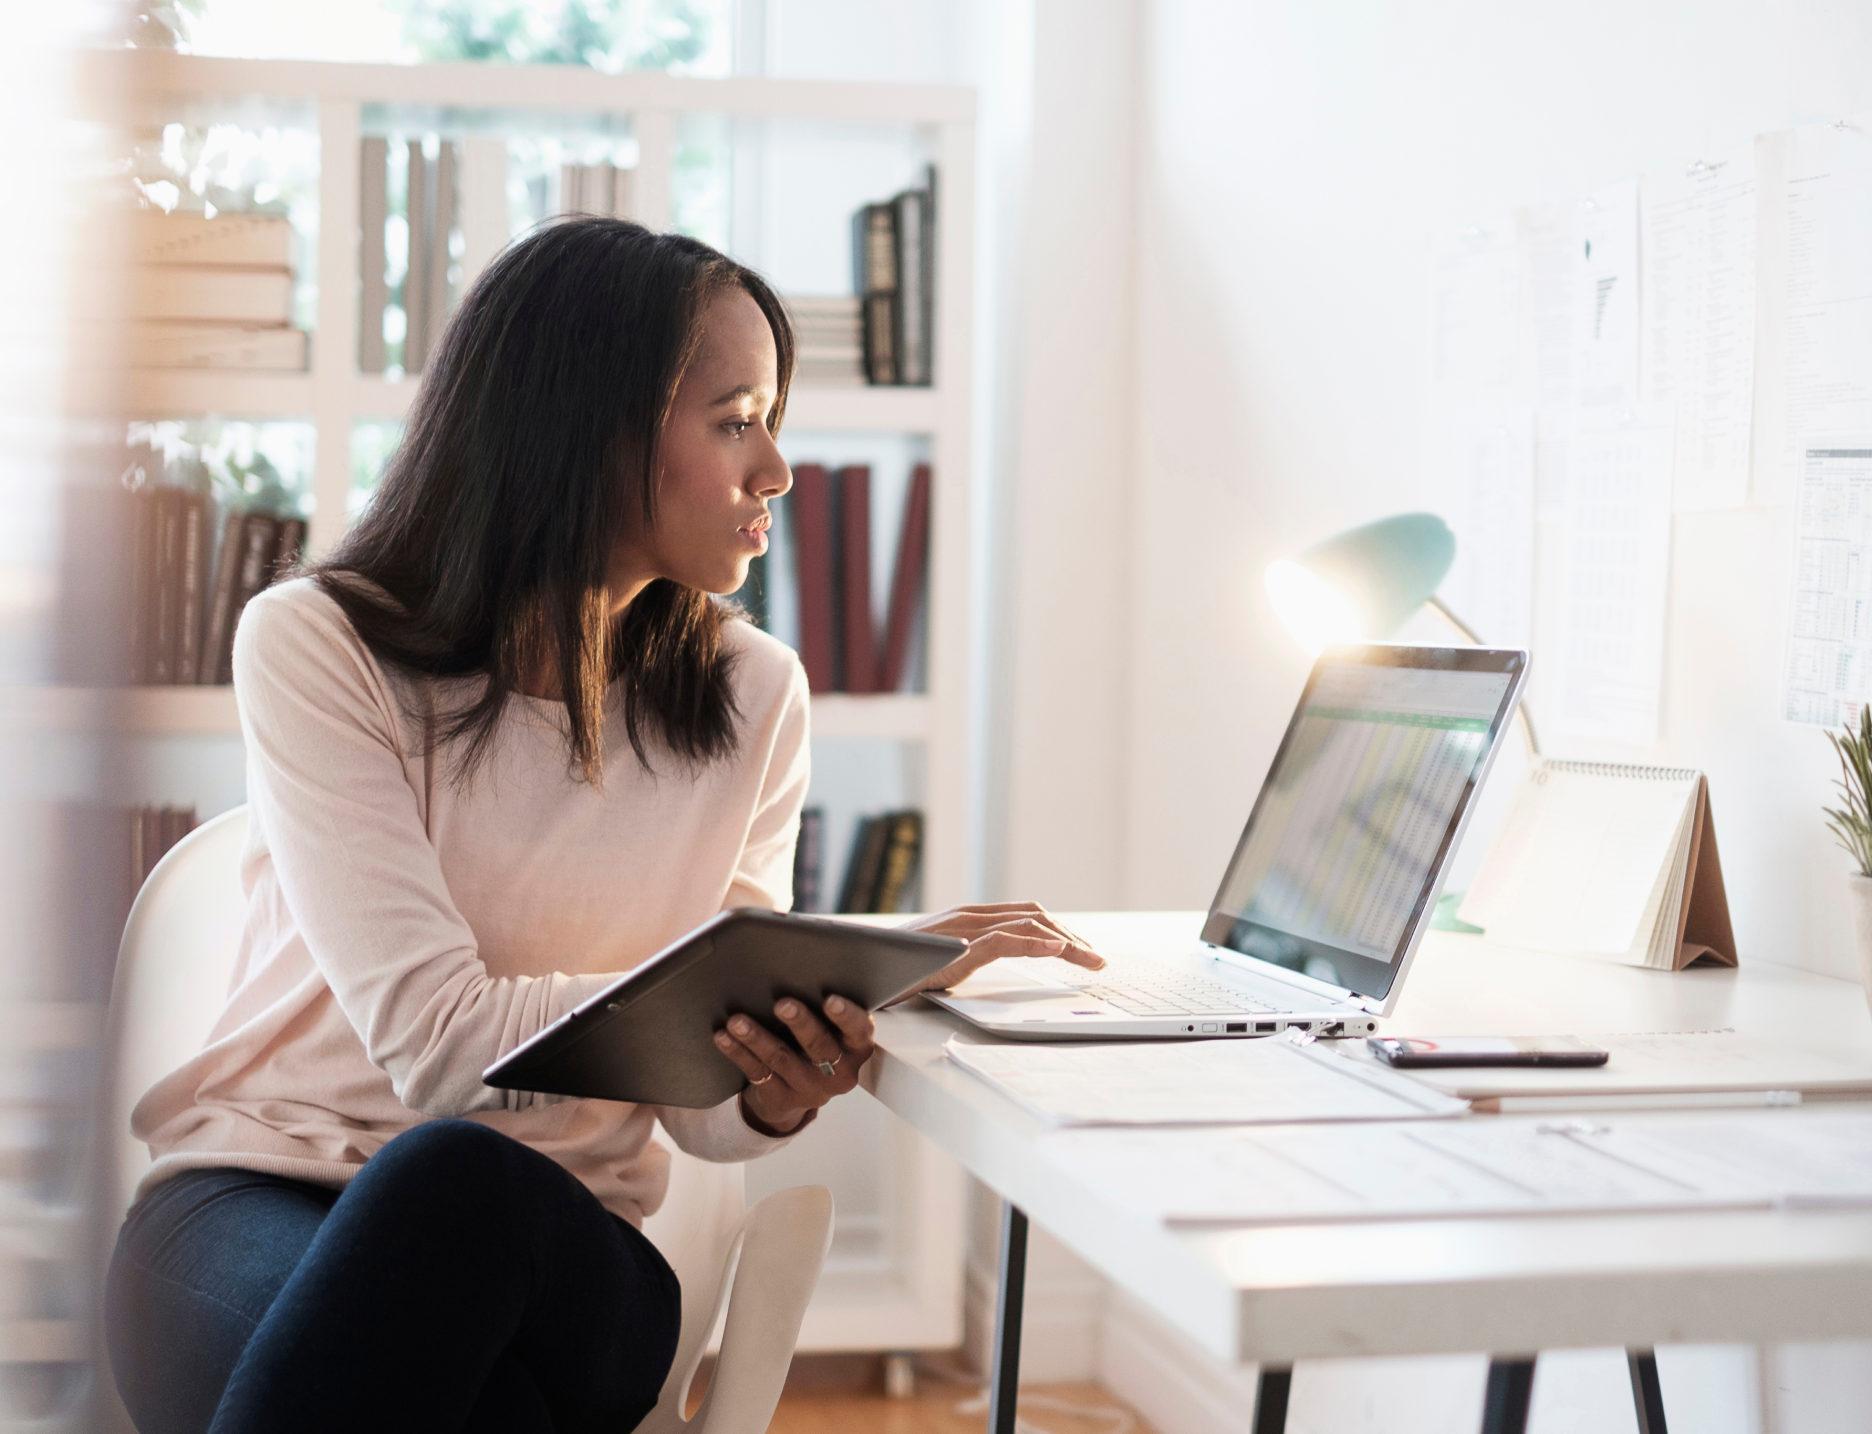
[860,916,1872,1433]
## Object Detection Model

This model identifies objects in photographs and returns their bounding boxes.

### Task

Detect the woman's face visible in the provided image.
[612,287,792,604]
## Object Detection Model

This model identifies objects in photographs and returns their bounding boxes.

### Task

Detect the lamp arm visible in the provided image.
[1422,595,1542,759]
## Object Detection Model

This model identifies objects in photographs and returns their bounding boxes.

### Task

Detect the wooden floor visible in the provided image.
[696,1354,1159,1434]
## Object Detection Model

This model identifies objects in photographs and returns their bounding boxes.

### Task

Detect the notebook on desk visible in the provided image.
[928,643,1529,1040]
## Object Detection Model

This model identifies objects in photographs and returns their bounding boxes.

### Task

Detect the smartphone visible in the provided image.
[1367,1035,1609,1069]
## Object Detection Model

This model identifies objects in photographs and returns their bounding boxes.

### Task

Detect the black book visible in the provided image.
[854,202,900,384]
[793,807,823,914]
[199,511,246,686]
[149,488,186,685]
[836,815,893,915]
[126,488,159,684]
[871,810,924,915]
[211,513,280,685]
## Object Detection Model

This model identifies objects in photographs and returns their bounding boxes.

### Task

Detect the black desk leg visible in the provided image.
[987,1202,1029,1434]
[1628,1348,1668,1434]
[1252,1364,1292,1434]
[1480,1358,1536,1434]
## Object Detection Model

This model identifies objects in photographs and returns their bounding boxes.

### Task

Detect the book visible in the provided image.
[854,203,899,384]
[871,810,924,914]
[208,514,281,685]
[149,489,184,685]
[174,491,212,684]
[131,267,295,325]
[127,488,158,683]
[838,464,878,694]
[789,463,840,692]
[197,510,246,686]
[359,137,389,373]
[423,141,456,363]
[837,815,893,914]
[793,807,824,914]
[129,323,308,370]
[271,517,307,584]
[130,804,197,891]
[131,211,293,267]
[1457,760,1737,970]
[893,187,930,385]
[404,139,430,373]
[880,463,931,693]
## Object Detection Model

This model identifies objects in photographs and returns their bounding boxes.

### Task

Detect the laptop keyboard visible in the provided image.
[1055,969,1281,1017]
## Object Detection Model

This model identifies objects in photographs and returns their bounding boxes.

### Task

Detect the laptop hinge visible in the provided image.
[1207,944,1376,1011]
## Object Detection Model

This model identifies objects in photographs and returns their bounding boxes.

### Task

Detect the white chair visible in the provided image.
[102,804,832,1434]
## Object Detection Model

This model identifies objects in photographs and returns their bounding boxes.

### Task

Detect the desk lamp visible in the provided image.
[1262,511,1540,756]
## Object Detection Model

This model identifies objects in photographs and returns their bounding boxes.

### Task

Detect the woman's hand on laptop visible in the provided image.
[895,903,1105,995]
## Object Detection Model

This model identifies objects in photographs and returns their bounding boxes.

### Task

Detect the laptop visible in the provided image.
[928,643,1529,1040]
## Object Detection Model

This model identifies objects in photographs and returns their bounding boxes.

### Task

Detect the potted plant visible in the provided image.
[1825,706,1872,1012]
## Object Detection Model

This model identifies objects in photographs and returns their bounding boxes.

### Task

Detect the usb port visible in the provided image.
[1254,1021,1276,1033]
[1290,1022,1311,1032]
[1225,1022,1247,1033]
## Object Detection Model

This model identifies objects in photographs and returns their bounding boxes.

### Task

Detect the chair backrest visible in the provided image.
[103,804,253,1227]
[102,802,748,1356]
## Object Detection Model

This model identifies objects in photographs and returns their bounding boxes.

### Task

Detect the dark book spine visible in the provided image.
[894,188,929,385]
[858,203,899,384]
[836,814,892,915]
[199,511,246,685]
[271,516,307,585]
[863,294,898,385]
[871,810,924,914]
[880,463,931,693]
[793,807,823,914]
[149,489,184,685]
[127,489,158,683]
[174,492,211,684]
[215,515,279,684]
[838,465,877,694]
[790,463,841,692]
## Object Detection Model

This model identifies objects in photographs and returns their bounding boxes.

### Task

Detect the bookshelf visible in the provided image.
[72,48,977,1356]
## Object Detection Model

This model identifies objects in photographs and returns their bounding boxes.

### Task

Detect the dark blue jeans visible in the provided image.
[105,1120,682,1434]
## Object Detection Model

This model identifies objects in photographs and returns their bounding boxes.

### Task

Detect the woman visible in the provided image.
[105,218,1101,1434]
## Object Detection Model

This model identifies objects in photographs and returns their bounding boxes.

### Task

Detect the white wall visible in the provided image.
[1112,0,1872,984]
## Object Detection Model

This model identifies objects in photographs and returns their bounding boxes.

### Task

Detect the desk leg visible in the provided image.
[1627,1348,1668,1433]
[987,1202,1029,1434]
[1252,1365,1292,1433]
[1480,1358,1535,1434]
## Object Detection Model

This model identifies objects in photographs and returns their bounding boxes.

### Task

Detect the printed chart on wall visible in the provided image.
[1551,405,1676,745]
[1756,113,1872,506]
[1784,443,1872,727]
[1640,149,1757,510]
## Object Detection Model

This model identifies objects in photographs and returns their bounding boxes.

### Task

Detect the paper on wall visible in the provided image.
[1782,440,1872,727]
[1753,113,1872,505]
[1432,219,1523,393]
[1436,405,1536,646]
[1641,150,1757,509]
[1572,180,1642,408]
[1550,405,1676,743]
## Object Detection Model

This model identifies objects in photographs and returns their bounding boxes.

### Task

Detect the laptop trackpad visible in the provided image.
[944,966,1080,1001]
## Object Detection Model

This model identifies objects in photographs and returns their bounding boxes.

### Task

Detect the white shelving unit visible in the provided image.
[72,48,976,1355]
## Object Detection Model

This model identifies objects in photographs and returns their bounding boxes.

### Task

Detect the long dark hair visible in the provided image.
[315,218,795,784]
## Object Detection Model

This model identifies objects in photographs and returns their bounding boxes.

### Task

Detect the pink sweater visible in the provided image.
[133,579,812,1223]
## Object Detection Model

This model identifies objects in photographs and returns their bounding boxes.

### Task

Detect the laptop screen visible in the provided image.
[1201,645,1525,1002]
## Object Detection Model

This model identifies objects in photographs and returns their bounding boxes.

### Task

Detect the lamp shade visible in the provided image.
[1264,512,1456,654]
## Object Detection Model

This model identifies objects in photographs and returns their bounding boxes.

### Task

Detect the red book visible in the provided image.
[880,464,931,693]
[789,464,840,692]
[838,465,877,694]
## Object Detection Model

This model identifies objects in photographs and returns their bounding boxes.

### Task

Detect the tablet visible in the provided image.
[482,908,965,1108]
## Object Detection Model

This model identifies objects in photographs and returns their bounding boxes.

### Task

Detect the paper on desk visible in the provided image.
[943,1035,1467,1127]
[1042,1110,1872,1225]
[1330,1030,1872,1100]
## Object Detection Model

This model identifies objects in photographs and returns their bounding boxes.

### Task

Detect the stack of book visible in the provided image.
[785,297,864,386]
[560,162,635,220]
[790,806,925,916]
[852,167,935,386]
[127,485,305,686]
[784,462,931,693]
[129,211,305,370]
[360,137,458,374]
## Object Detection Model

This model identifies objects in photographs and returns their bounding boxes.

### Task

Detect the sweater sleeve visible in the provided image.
[233,585,615,1118]
[652,646,814,1161]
